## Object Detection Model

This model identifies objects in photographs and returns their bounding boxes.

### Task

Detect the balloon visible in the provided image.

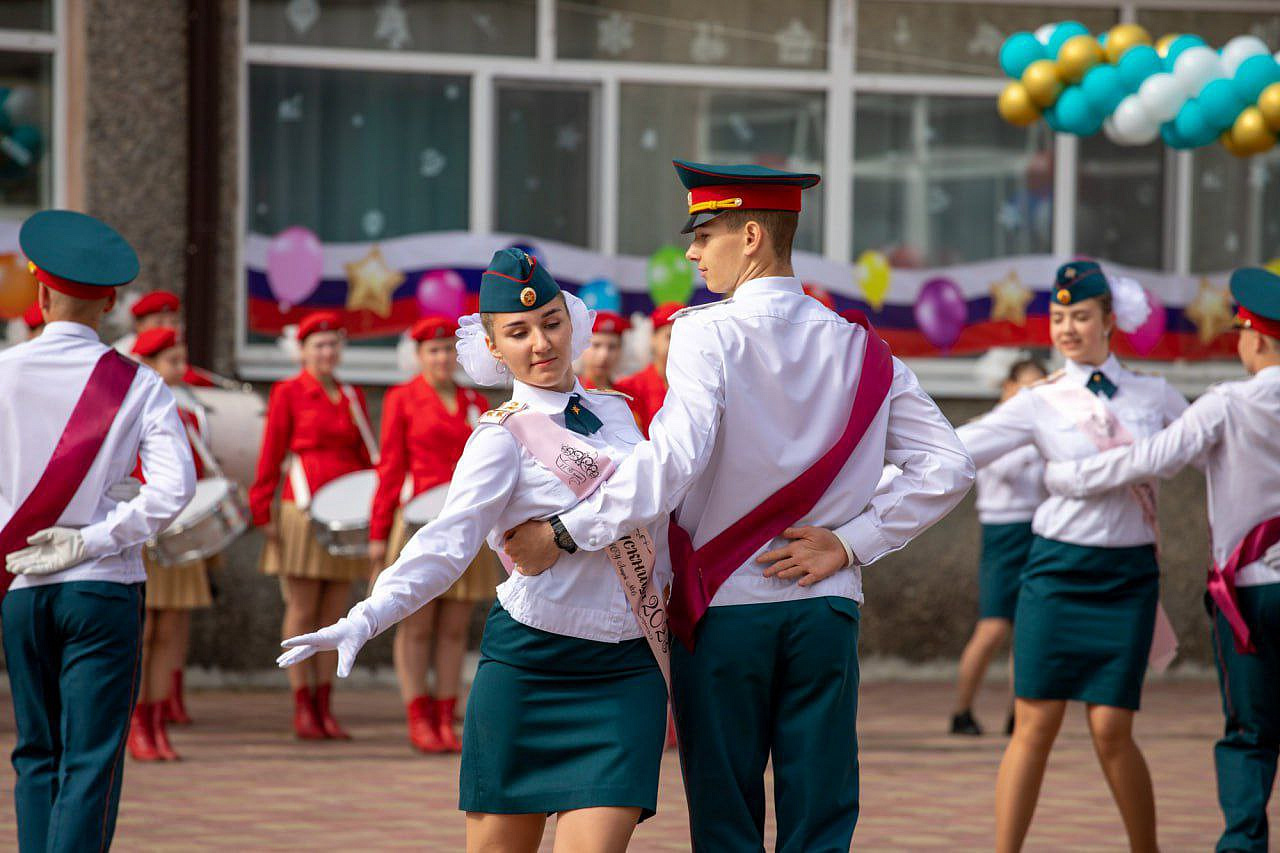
[1154,33,1180,59]
[1220,35,1270,77]
[1258,82,1280,132]
[0,252,37,319]
[1233,55,1280,104]
[1266,257,1280,276]
[646,245,695,306]
[1111,95,1159,145]
[1047,21,1090,58]
[1042,102,1065,133]
[1172,46,1224,98]
[1161,121,1193,150]
[1034,24,1056,47]
[266,226,324,310]
[1055,86,1103,135]
[1230,106,1277,155]
[1104,23,1151,65]
[1137,73,1186,123]
[1220,128,1249,158]
[1163,34,1206,69]
[577,277,622,313]
[1123,288,1166,357]
[1022,59,1063,108]
[1081,64,1126,115]
[855,250,891,310]
[998,82,1041,127]
[1117,45,1163,93]
[999,32,1046,79]
[415,269,467,319]
[1173,100,1217,148]
[914,277,967,352]
[1057,35,1104,84]
[1199,78,1247,132]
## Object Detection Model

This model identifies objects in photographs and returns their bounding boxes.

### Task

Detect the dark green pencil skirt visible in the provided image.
[978,521,1035,621]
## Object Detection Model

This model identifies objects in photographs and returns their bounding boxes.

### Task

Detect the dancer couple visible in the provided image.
[278,160,975,852]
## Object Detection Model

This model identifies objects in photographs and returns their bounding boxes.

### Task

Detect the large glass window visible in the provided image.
[0,51,53,218]
[0,2,53,32]
[1136,10,1280,51]
[247,65,470,242]
[558,0,828,70]
[1076,138,1166,269]
[618,84,824,255]
[248,0,536,56]
[852,94,1053,266]
[1190,147,1280,273]
[496,83,596,248]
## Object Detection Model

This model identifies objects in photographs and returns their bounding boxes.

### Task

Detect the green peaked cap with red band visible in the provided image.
[1230,266,1280,339]
[673,159,821,234]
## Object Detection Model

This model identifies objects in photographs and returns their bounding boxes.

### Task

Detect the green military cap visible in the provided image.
[478,248,562,313]
[1230,267,1280,338]
[19,209,139,296]
[1052,259,1109,307]
[673,159,821,233]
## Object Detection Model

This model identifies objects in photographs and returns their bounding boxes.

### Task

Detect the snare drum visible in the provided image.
[148,477,249,567]
[190,386,266,490]
[401,484,452,538]
[310,470,378,557]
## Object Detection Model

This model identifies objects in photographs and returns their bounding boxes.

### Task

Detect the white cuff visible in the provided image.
[77,523,114,560]
[834,531,857,568]
[835,513,891,567]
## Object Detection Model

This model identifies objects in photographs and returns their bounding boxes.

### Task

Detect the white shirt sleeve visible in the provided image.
[80,378,197,559]
[954,388,1039,469]
[351,426,520,637]
[559,319,725,551]
[832,358,976,566]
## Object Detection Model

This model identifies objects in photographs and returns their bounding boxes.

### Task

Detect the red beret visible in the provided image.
[651,302,683,331]
[22,302,43,329]
[592,311,630,335]
[410,315,459,342]
[132,327,180,358]
[297,310,344,342]
[130,290,181,319]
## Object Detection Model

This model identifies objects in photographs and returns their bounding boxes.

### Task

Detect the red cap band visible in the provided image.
[1238,306,1280,339]
[31,264,110,300]
[688,183,802,215]
[297,311,344,342]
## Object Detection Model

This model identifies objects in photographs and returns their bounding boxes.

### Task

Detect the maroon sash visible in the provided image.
[666,313,894,650]
[1209,515,1280,654]
[0,350,138,596]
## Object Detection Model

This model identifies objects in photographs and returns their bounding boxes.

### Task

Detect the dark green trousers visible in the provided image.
[671,597,860,852]
[1211,582,1280,853]
[2,581,145,853]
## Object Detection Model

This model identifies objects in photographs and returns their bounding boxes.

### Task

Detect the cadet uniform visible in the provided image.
[975,443,1045,623]
[1045,266,1280,853]
[0,211,196,852]
[615,303,680,437]
[116,289,219,387]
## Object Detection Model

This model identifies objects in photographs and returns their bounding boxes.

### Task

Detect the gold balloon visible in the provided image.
[1258,82,1280,133]
[1021,60,1063,109]
[1231,107,1277,155]
[1155,33,1180,58]
[998,82,1041,127]
[1057,35,1104,83]
[1104,23,1152,64]
[1220,130,1248,158]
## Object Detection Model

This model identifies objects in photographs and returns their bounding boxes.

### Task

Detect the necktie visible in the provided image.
[1085,370,1117,399]
[562,394,603,436]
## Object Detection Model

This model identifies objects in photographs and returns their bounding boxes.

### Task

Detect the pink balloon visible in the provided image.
[266,226,324,310]
[1124,288,1166,357]
[914,277,967,351]
[416,269,467,319]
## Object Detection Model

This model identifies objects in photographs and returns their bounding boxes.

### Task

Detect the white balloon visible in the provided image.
[1112,95,1159,145]
[1137,73,1186,123]
[1034,24,1056,46]
[1220,35,1269,77]
[2,86,37,126]
[1173,46,1225,98]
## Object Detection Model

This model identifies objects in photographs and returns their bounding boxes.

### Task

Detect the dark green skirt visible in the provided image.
[1014,537,1158,711]
[979,521,1034,621]
[459,603,666,819]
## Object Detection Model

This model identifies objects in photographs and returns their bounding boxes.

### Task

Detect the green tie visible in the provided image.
[1085,370,1117,399]
[563,394,603,436]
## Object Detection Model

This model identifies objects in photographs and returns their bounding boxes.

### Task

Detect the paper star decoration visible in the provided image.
[1185,278,1233,345]
[989,270,1033,326]
[344,246,404,318]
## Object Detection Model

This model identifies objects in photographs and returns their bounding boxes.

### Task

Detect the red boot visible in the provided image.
[293,686,326,740]
[407,695,445,753]
[127,702,161,762]
[434,696,463,753]
[164,669,193,725]
[150,701,180,761]
[314,683,351,740]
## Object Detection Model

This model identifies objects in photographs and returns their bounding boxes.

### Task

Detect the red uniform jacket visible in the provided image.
[369,377,488,542]
[580,375,647,430]
[133,399,205,482]
[249,371,374,526]
[614,364,667,438]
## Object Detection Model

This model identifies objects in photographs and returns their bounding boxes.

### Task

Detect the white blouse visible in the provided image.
[974,443,1046,525]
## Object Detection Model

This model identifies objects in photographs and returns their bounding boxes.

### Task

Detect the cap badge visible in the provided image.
[1056,288,1071,305]
[1064,267,1077,280]
[520,286,537,307]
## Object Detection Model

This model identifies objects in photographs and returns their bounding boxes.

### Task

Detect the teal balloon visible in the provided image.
[1173,100,1216,147]
[0,124,43,180]
[1047,21,1090,58]
[1118,45,1163,93]
[999,32,1046,79]
[1199,78,1247,132]
[1160,121,1193,150]
[1163,35,1207,71]
[1056,87,1104,135]
[646,245,695,306]
[578,277,622,313]
[1042,102,1065,133]
[1232,55,1280,104]
[1082,65,1126,115]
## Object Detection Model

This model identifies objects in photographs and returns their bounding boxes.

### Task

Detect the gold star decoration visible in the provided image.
[344,246,404,318]
[989,270,1033,326]
[1184,277,1233,345]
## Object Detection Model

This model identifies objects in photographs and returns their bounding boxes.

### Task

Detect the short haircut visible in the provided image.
[715,209,798,262]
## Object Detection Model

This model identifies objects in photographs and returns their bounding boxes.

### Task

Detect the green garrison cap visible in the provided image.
[478,248,562,313]
[19,209,139,289]
[1052,260,1109,307]
[1230,267,1280,334]
[673,159,821,233]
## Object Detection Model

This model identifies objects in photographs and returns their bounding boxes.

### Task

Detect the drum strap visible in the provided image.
[341,384,380,465]
[179,405,223,480]
[287,456,311,510]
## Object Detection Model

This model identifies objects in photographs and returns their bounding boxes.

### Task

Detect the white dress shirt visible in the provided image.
[958,355,1188,549]
[558,276,975,607]
[975,443,1046,525]
[0,321,196,588]
[357,380,671,643]
[1045,365,1280,586]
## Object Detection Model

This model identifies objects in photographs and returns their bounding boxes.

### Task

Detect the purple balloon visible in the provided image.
[914,277,967,351]
[266,226,324,310]
[1124,288,1166,357]
[416,269,467,320]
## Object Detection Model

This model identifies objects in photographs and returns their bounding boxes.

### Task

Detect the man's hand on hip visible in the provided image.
[757,526,850,587]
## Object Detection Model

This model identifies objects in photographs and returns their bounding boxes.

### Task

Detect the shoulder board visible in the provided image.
[672,300,731,321]
[585,387,634,402]
[1029,369,1065,388]
[478,400,527,425]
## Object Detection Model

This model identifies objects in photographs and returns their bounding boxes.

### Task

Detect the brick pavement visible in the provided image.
[0,680,1266,850]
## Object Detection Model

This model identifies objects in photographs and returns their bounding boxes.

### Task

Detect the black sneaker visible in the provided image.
[950,710,982,736]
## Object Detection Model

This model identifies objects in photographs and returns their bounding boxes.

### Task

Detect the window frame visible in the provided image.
[0,0,66,216]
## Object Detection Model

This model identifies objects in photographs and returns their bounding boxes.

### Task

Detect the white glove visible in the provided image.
[277,611,374,678]
[1042,461,1078,497]
[106,476,143,502]
[5,527,88,576]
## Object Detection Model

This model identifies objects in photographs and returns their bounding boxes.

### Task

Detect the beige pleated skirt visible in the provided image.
[384,510,500,603]
[143,551,213,611]
[259,501,366,582]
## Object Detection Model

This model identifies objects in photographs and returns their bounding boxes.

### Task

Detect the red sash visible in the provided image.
[666,313,894,650]
[0,350,139,596]
[1209,515,1280,654]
